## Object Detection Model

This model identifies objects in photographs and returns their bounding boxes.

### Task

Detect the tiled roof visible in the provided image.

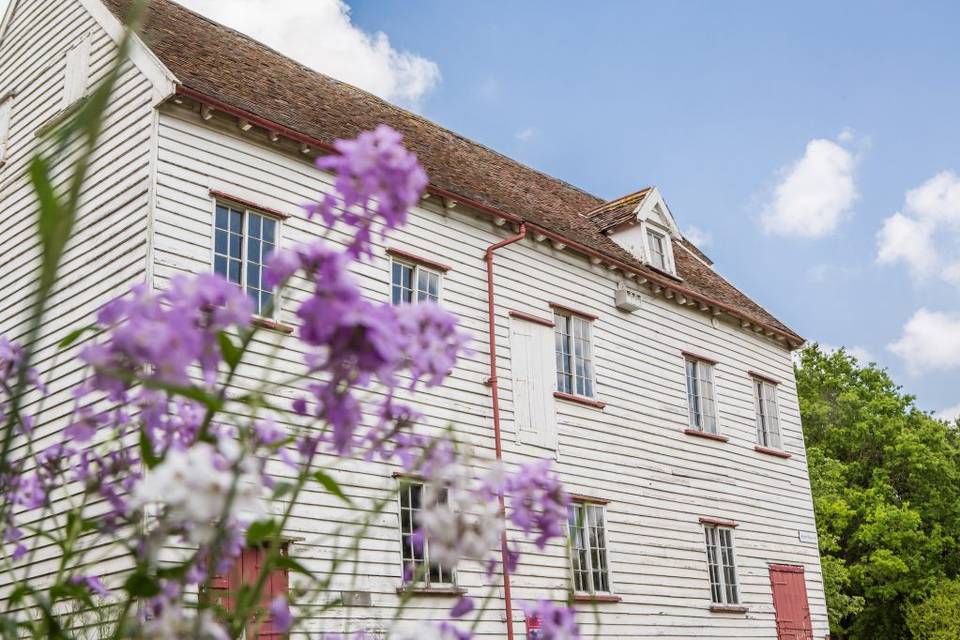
[103,0,801,343]
[583,188,652,231]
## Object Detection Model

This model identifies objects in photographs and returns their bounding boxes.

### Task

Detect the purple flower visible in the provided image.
[253,418,285,447]
[450,595,474,618]
[522,600,579,640]
[504,460,570,549]
[268,595,293,633]
[69,574,111,599]
[312,125,428,259]
[394,302,470,388]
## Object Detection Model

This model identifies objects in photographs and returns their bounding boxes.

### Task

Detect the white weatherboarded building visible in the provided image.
[0,0,829,638]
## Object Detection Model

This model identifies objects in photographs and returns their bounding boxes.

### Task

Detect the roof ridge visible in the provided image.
[153,0,604,205]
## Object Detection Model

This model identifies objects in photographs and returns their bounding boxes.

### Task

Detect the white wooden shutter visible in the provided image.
[62,35,92,108]
[509,316,557,449]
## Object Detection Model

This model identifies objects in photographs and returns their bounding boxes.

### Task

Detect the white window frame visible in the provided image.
[637,219,677,276]
[0,92,13,164]
[553,310,597,399]
[211,200,282,319]
[397,479,456,588]
[390,257,442,305]
[753,377,782,449]
[568,501,613,595]
[685,357,719,434]
[703,524,740,605]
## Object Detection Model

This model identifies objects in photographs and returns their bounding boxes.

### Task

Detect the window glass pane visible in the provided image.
[228,259,241,284]
[686,360,701,429]
[719,529,739,604]
[229,209,242,234]
[704,528,723,603]
[248,213,261,239]
[391,261,414,305]
[229,233,242,259]
[214,255,227,278]
[263,218,276,244]
[555,313,573,394]
[215,205,229,230]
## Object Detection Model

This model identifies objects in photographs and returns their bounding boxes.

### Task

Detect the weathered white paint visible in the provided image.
[149,104,829,638]
[0,0,161,604]
[0,1,830,637]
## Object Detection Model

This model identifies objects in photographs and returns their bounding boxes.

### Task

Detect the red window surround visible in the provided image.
[699,516,738,528]
[210,189,290,220]
[548,301,598,321]
[748,370,780,385]
[210,545,289,639]
[680,350,719,365]
[385,247,452,272]
[683,428,729,443]
[508,310,555,327]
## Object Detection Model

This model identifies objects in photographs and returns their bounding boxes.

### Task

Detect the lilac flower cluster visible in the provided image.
[266,242,469,457]
[80,274,252,397]
[307,124,428,259]
[523,600,581,640]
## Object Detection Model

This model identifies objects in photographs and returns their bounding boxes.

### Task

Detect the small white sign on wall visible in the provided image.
[798,530,818,545]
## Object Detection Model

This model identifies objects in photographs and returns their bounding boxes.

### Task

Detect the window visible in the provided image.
[399,480,454,587]
[569,501,611,593]
[391,259,441,304]
[554,311,594,398]
[214,203,278,317]
[685,358,718,434]
[0,94,12,163]
[704,525,739,605]
[209,545,288,639]
[646,229,668,271]
[62,35,92,108]
[754,378,781,449]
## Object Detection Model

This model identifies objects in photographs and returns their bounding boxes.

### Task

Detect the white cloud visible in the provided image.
[177,0,440,108]
[683,225,713,248]
[876,213,939,279]
[514,127,536,143]
[937,403,960,423]
[905,170,960,225]
[888,308,960,375]
[760,138,858,238]
[876,170,960,285]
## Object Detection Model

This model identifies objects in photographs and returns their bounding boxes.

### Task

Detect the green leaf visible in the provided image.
[246,519,279,546]
[58,325,96,349]
[124,571,160,598]
[272,555,312,577]
[311,470,350,504]
[8,584,33,607]
[218,331,242,369]
[272,481,296,499]
[50,581,93,608]
[139,429,159,469]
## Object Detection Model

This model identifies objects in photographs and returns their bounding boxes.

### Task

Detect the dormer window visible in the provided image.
[647,229,668,271]
[585,187,680,278]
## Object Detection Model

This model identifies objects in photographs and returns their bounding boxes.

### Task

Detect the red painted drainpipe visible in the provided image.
[484,222,526,640]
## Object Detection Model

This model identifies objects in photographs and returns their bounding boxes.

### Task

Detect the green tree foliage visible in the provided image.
[796,345,960,638]
[905,579,960,640]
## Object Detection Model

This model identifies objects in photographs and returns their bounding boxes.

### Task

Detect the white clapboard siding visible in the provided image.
[149,105,829,639]
[0,1,829,634]
[0,0,160,604]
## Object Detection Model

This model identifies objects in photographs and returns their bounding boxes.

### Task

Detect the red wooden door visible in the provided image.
[210,546,289,639]
[769,564,813,640]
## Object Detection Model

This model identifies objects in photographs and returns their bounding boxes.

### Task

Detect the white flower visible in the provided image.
[141,607,229,640]
[417,464,503,568]
[134,442,265,544]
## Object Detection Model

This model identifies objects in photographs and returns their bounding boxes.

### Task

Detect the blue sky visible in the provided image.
[7,0,958,416]
[344,0,960,417]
